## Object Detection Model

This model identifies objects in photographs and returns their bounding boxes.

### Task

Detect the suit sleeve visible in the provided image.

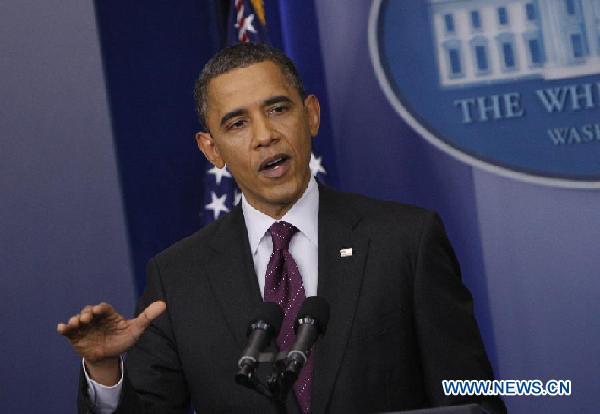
[114,258,190,414]
[413,212,506,414]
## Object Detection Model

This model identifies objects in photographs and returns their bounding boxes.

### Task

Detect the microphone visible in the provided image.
[235,302,284,388]
[279,296,330,393]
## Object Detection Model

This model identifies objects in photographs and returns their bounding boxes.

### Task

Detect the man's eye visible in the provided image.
[228,119,246,130]
[269,105,289,115]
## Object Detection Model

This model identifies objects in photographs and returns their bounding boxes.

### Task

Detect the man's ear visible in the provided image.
[195,131,225,168]
[304,95,321,137]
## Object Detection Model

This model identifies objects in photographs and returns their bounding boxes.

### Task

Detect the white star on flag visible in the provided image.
[208,165,232,185]
[234,189,242,206]
[205,192,229,220]
[242,14,256,35]
[309,152,326,177]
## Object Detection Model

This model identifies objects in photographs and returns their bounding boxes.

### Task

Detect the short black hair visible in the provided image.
[193,43,306,131]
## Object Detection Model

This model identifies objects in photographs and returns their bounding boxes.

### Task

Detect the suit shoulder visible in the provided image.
[326,187,434,226]
[150,210,229,268]
[321,187,446,251]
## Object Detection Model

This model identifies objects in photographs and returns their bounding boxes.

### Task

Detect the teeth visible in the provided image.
[265,157,283,168]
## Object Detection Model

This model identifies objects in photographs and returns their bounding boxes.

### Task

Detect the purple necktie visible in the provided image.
[263,221,312,413]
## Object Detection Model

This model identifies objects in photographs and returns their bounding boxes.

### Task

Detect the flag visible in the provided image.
[227,0,270,44]
[201,0,335,225]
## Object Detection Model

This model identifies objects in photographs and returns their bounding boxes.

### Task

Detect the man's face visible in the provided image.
[196,61,320,219]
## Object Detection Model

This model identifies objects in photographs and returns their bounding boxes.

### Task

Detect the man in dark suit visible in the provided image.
[58,43,506,413]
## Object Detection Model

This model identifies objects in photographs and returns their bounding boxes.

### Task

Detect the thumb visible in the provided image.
[131,301,167,332]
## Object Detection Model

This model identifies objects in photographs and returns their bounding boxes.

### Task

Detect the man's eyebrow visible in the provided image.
[263,95,293,107]
[220,108,247,127]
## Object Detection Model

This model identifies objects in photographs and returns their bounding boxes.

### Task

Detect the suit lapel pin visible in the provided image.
[339,248,353,258]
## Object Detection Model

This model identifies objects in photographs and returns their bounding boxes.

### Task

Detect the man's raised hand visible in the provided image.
[57,301,166,385]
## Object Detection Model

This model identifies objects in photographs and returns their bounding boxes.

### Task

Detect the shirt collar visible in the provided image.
[242,176,319,255]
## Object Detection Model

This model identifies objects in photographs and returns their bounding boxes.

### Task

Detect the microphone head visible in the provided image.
[295,296,330,334]
[247,301,284,337]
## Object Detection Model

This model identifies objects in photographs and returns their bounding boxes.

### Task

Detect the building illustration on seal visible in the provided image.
[429,0,600,87]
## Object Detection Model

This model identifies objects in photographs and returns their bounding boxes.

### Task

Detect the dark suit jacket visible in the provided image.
[79,185,506,413]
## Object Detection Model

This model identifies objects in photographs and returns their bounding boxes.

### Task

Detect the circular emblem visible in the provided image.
[369,0,600,188]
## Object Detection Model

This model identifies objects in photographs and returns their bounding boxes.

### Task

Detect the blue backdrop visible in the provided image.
[1,1,599,413]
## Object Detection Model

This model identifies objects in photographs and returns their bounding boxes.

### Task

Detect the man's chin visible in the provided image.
[263,193,299,210]
[269,178,309,203]
[248,189,302,218]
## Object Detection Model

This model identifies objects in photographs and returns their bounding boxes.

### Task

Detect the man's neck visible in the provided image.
[244,177,311,219]
[242,176,319,256]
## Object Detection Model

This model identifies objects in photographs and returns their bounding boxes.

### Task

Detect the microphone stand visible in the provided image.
[235,297,329,412]
[235,351,292,414]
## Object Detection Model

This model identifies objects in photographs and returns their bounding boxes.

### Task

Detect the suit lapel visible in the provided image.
[205,206,263,348]
[312,185,370,414]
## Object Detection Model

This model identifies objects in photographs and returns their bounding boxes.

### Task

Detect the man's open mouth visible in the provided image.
[259,154,290,172]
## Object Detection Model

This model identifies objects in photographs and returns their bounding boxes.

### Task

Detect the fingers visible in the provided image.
[92,302,115,316]
[56,314,81,336]
[56,323,70,334]
[56,302,115,336]
[144,301,167,321]
[80,305,93,323]
[131,301,167,333]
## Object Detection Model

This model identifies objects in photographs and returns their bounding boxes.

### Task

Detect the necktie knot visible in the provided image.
[269,221,298,251]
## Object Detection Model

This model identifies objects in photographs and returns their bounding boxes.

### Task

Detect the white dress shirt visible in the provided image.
[242,176,319,298]
[85,177,320,413]
[82,358,124,414]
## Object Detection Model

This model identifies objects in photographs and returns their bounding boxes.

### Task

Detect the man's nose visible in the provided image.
[252,114,277,147]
